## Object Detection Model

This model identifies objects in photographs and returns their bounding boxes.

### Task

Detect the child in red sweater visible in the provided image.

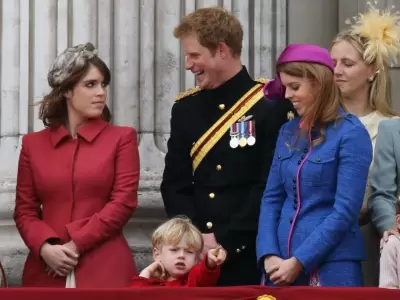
[129,217,227,287]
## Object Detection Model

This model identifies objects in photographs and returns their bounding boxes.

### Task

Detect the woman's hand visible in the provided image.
[269,257,303,286]
[264,255,283,275]
[63,240,79,255]
[40,243,79,277]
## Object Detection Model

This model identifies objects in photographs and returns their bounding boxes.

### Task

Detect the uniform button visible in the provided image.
[241,245,246,250]
[293,204,297,210]
[316,156,321,162]
[297,160,301,165]
[206,222,213,229]
[278,155,281,159]
[293,185,296,190]
[192,142,195,145]
[219,104,225,110]
[236,248,241,253]
[292,178,296,183]
[209,193,215,199]
[216,165,222,171]
[301,155,305,159]
[290,218,293,224]
[304,148,308,153]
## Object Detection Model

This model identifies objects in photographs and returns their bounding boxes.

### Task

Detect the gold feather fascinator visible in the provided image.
[345,1,400,68]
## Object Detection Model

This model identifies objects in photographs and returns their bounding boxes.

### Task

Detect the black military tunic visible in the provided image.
[161,66,294,286]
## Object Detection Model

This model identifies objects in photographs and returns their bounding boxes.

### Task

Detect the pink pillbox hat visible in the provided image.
[264,44,334,99]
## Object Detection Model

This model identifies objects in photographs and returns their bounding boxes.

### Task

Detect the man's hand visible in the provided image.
[206,245,227,269]
[139,261,168,280]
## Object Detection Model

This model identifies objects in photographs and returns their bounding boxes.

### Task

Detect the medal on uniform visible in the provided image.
[239,121,247,148]
[229,123,239,148]
[247,120,256,146]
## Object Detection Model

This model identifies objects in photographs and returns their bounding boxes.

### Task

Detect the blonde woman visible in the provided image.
[330,4,400,286]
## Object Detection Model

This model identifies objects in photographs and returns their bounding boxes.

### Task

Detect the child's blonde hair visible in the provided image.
[152,216,203,253]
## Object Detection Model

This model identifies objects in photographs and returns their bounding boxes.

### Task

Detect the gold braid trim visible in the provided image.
[255,77,270,84]
[190,84,264,171]
[175,87,201,102]
[175,78,268,102]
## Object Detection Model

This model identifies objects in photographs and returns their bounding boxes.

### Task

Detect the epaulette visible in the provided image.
[175,86,201,102]
[255,77,269,84]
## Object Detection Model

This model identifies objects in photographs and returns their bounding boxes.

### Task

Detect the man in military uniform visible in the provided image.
[160,7,294,286]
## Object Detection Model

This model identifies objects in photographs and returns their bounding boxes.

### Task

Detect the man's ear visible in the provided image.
[217,42,231,59]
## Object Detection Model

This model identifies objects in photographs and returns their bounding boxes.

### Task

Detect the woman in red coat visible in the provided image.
[13,43,139,288]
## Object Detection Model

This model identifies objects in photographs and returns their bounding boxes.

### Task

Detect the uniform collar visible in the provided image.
[50,118,109,147]
[207,66,252,96]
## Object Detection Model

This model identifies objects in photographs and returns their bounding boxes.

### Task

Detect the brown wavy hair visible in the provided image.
[278,62,342,145]
[174,7,243,57]
[38,56,112,128]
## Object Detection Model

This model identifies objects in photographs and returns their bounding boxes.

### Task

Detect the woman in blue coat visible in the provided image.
[257,44,372,287]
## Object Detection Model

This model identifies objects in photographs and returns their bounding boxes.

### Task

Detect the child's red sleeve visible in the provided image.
[186,254,221,287]
[128,276,158,287]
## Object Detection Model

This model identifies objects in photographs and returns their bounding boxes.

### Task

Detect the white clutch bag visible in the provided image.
[65,271,76,288]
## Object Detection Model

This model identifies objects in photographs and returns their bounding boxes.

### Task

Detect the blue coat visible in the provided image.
[257,112,372,278]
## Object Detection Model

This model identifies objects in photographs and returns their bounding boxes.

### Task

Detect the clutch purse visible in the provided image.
[65,270,76,288]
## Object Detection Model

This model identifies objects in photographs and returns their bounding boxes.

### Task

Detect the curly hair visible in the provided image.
[174,7,243,57]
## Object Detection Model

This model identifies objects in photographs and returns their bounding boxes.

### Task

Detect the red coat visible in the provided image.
[14,119,139,288]
[129,256,221,287]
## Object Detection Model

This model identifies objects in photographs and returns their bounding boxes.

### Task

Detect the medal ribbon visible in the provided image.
[190,83,266,171]
[249,120,255,137]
